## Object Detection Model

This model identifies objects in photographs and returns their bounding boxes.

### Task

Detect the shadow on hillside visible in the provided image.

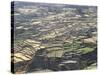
[13,48,97,73]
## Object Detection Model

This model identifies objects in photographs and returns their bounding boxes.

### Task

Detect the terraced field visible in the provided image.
[11,1,97,73]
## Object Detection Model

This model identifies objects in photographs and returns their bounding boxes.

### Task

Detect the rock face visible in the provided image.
[11,1,97,73]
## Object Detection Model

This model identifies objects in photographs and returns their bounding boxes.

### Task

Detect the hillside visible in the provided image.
[11,1,97,73]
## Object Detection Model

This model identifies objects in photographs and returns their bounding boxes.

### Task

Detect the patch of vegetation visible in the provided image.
[63,38,95,54]
[63,38,82,52]
[78,47,94,54]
